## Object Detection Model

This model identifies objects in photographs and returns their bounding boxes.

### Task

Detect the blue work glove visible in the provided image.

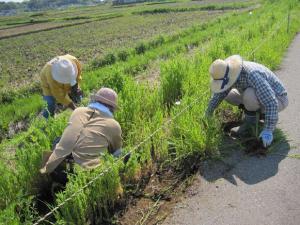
[259,129,273,147]
[112,149,122,158]
[112,149,131,164]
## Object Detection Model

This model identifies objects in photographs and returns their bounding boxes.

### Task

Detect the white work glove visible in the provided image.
[39,167,47,174]
[259,129,273,147]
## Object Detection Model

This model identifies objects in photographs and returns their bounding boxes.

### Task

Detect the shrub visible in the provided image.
[149,35,165,48]
[91,53,117,68]
[102,71,125,93]
[117,50,130,61]
[135,42,147,55]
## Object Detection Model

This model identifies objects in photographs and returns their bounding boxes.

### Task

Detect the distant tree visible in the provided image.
[0,0,103,12]
[25,0,101,10]
[27,0,47,10]
[0,2,18,11]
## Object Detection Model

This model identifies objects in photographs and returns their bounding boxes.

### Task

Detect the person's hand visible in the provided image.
[70,84,83,104]
[259,129,273,147]
[112,149,122,158]
[112,149,131,164]
[68,102,77,110]
[40,167,47,174]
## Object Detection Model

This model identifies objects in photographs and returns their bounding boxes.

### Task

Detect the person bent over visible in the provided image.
[40,88,122,182]
[40,54,83,118]
[206,55,288,147]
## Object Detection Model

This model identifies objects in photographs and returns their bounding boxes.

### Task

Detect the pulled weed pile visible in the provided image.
[0,0,300,224]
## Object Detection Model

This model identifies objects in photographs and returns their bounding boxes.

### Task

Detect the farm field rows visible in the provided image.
[0,0,253,91]
[0,0,252,30]
[0,0,300,224]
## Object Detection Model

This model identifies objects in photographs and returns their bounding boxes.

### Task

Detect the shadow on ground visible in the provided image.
[199,128,290,186]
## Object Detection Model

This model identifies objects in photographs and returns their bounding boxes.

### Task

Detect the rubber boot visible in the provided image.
[230,111,257,138]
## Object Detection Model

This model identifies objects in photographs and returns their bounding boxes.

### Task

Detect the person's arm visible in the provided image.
[108,122,122,155]
[249,74,278,132]
[205,89,230,116]
[40,110,82,173]
[40,143,73,174]
[68,102,77,110]
[70,83,83,104]
[48,79,73,106]
[112,149,122,158]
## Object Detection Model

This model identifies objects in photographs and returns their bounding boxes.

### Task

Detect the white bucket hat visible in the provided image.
[209,55,243,93]
[51,57,78,86]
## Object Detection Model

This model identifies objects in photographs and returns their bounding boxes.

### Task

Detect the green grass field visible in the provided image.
[0,0,299,224]
[0,0,256,140]
[0,0,253,92]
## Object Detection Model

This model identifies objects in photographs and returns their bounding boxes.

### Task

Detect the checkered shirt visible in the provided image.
[206,61,288,132]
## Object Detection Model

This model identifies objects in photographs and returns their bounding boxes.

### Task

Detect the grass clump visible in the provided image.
[159,58,187,108]
[135,42,147,55]
[117,50,130,61]
[91,53,117,69]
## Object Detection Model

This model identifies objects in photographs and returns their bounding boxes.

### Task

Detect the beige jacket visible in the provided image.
[41,107,122,174]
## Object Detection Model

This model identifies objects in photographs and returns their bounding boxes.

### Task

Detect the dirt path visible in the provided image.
[162,34,300,225]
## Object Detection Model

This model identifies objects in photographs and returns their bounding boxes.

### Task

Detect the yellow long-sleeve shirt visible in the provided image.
[40,54,82,105]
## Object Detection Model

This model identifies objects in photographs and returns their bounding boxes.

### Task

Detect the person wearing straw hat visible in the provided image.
[206,55,288,147]
[40,87,122,177]
[40,54,83,118]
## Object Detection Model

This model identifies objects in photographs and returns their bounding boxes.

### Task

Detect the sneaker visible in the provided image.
[230,122,255,138]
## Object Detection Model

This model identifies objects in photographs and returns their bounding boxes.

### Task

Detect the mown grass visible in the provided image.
[0,0,299,223]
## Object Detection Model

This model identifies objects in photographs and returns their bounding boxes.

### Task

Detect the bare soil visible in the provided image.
[117,167,195,225]
[0,22,69,39]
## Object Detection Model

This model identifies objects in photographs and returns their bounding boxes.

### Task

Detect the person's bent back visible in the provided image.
[40,87,122,174]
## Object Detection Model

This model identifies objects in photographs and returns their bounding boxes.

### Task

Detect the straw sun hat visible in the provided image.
[209,55,243,93]
[51,57,78,86]
[90,87,118,110]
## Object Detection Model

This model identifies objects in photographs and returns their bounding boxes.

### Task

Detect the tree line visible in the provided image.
[0,0,104,12]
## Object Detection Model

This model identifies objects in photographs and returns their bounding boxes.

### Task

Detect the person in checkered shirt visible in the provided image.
[206,55,288,147]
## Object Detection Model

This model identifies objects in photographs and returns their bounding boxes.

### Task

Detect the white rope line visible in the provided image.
[248,20,285,57]
[33,16,287,225]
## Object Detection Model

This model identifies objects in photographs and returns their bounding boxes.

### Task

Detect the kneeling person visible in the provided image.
[40,87,122,176]
[206,55,288,147]
[40,54,83,118]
